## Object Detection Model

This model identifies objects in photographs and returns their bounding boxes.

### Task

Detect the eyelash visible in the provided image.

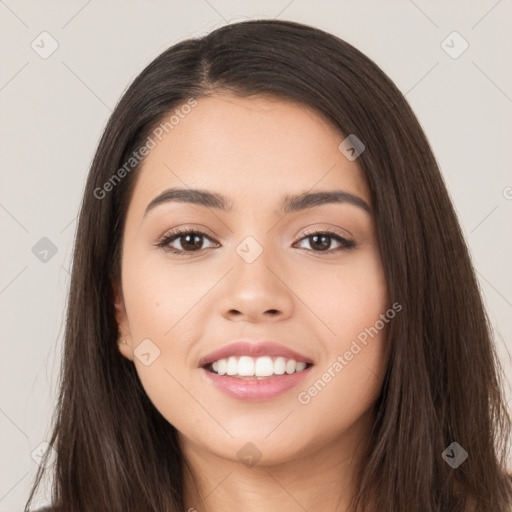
[155,227,356,255]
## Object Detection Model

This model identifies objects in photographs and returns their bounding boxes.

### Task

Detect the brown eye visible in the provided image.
[156,228,355,256]
[156,229,219,254]
[294,230,356,253]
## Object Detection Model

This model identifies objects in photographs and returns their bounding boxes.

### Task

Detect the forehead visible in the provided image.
[127,94,369,216]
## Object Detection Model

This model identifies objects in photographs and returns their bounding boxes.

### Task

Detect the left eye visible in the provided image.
[293,231,356,252]
[156,229,219,254]
[156,229,356,254]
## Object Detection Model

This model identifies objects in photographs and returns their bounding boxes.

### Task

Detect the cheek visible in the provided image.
[121,249,216,343]
[120,252,214,421]
[294,333,388,457]
[295,267,390,443]
[295,248,389,410]
[120,264,201,431]
[302,246,388,339]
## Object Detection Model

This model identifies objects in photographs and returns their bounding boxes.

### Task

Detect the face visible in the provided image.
[114,93,391,466]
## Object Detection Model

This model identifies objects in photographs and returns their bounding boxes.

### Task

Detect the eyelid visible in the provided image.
[295,223,353,240]
[155,226,219,251]
[293,227,356,252]
[155,224,356,255]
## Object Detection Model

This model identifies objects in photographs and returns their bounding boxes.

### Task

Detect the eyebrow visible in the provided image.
[144,187,371,217]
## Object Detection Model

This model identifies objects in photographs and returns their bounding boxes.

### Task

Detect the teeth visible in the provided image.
[255,356,274,377]
[209,356,309,377]
[274,356,286,375]
[226,356,238,376]
[239,355,255,376]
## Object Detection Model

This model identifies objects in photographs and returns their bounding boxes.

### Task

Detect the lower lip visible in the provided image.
[200,366,312,401]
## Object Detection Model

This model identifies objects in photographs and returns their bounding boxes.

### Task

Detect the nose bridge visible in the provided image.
[232,232,279,290]
[229,203,280,266]
[219,230,293,320]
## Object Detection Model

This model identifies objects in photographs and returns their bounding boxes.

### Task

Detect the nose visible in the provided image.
[217,243,295,324]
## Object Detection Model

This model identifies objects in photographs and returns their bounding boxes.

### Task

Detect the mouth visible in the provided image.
[198,341,315,401]
[203,356,313,379]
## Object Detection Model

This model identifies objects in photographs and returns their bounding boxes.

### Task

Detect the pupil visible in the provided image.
[311,234,330,251]
[178,234,333,252]
[183,234,201,251]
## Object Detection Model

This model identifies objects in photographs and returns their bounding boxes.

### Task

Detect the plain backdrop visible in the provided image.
[1,1,511,510]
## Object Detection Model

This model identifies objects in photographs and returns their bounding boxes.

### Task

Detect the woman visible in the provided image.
[25,19,512,512]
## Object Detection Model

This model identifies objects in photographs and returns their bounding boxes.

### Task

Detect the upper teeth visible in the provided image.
[211,356,308,377]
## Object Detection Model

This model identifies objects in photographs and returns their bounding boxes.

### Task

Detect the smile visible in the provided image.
[206,355,311,378]
[201,359,313,401]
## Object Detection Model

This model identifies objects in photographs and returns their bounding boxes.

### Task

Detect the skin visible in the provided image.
[114,94,391,512]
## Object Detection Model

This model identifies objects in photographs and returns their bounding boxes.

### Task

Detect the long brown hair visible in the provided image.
[25,19,512,512]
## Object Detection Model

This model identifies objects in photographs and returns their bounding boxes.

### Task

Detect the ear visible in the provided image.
[112,279,134,361]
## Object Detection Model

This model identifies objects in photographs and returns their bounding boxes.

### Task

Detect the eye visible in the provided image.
[155,227,356,255]
[156,228,219,254]
[293,229,356,253]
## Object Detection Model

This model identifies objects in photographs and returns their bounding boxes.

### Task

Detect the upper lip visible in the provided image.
[198,341,314,368]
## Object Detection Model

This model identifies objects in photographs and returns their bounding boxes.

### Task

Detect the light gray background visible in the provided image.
[1,1,511,510]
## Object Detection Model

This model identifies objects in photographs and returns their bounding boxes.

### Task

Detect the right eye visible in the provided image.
[156,228,220,254]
